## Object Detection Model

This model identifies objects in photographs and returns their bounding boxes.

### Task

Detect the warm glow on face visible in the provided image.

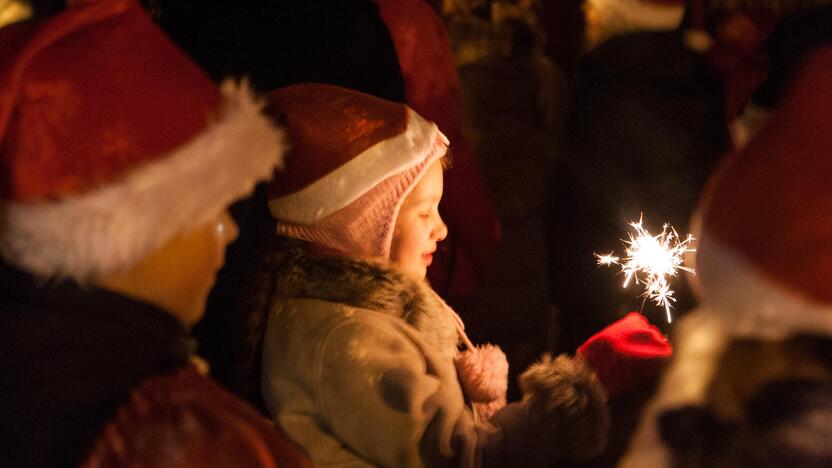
[97,210,239,326]
[390,161,448,279]
[161,210,240,324]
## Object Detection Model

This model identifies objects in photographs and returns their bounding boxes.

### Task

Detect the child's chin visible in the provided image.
[400,265,427,280]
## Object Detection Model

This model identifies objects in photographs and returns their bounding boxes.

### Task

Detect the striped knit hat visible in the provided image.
[0,0,285,281]
[265,83,448,261]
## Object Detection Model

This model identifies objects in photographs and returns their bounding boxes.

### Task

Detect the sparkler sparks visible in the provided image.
[595,252,619,266]
[595,215,695,323]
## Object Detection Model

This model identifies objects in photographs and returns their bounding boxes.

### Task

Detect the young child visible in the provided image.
[247,83,672,466]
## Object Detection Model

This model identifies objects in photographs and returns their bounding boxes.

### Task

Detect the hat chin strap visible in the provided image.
[430,286,509,423]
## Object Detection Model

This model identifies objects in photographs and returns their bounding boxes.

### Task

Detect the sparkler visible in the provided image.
[595,215,695,323]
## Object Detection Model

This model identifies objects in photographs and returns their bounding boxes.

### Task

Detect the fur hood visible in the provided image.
[266,237,460,358]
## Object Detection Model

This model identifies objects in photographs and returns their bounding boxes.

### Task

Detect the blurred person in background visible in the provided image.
[622,44,832,468]
[0,1,305,466]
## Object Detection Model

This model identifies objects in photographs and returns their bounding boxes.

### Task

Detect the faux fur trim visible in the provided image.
[619,309,730,468]
[0,80,285,281]
[269,109,447,224]
[265,238,459,357]
[519,354,610,461]
[695,232,832,339]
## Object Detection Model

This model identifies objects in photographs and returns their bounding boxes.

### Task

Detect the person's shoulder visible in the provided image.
[82,364,310,467]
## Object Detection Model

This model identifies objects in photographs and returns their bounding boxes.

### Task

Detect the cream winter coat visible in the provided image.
[261,239,608,467]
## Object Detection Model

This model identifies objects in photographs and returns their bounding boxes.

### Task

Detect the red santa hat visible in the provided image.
[265,83,448,261]
[691,45,832,339]
[0,0,285,281]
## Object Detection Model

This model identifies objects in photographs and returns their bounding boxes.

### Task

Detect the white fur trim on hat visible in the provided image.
[693,231,832,339]
[268,109,447,225]
[0,80,285,281]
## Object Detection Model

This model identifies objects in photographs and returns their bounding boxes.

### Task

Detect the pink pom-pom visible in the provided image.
[473,396,507,421]
[454,344,509,403]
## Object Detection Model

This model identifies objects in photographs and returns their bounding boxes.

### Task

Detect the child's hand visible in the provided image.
[577,312,673,397]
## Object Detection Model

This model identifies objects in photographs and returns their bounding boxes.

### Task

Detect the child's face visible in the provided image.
[390,160,448,279]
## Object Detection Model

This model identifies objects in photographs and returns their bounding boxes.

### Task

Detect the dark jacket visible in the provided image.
[0,263,308,467]
[0,264,191,467]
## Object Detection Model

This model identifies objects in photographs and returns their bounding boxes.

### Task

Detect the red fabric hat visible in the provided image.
[691,45,832,338]
[266,83,448,260]
[0,0,285,280]
[578,312,673,397]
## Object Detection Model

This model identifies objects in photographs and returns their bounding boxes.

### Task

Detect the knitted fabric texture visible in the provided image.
[276,135,446,260]
[265,83,448,261]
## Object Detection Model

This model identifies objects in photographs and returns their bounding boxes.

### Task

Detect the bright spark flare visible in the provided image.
[595,215,695,323]
[595,252,620,266]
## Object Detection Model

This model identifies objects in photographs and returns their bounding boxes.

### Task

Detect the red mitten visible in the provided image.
[577,312,672,397]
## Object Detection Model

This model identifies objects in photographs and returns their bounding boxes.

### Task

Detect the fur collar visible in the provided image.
[267,237,460,358]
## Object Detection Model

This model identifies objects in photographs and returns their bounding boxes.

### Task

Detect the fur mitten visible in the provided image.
[518,354,611,461]
[578,312,673,397]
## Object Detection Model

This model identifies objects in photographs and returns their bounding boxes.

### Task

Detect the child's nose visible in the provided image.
[434,216,448,242]
[216,210,239,245]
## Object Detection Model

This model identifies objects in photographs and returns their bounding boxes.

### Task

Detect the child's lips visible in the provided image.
[422,252,434,266]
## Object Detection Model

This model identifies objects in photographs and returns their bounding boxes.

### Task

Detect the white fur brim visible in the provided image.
[694,231,832,339]
[0,80,285,281]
